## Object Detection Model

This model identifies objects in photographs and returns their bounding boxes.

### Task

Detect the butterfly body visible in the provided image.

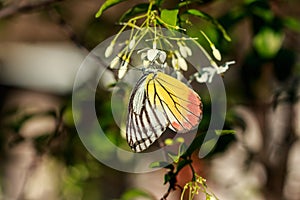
[126,70,203,152]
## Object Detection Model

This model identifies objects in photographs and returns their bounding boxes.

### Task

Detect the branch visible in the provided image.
[0,0,63,19]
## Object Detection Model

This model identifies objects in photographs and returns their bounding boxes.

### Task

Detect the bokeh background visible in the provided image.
[0,0,299,199]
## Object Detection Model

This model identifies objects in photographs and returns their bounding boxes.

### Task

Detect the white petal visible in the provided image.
[185,46,192,56]
[176,71,184,80]
[195,67,217,83]
[147,49,159,61]
[204,67,216,83]
[178,57,188,71]
[216,60,235,74]
[179,43,187,58]
[140,52,147,60]
[195,72,209,83]
[207,72,214,83]
[159,51,167,63]
[143,60,150,68]
[174,51,187,71]
[171,55,179,70]
[216,65,228,74]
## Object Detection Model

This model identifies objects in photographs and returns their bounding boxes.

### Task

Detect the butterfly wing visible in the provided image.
[126,74,168,152]
[126,72,203,152]
[146,72,202,133]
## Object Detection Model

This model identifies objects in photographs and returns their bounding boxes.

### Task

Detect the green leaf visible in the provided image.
[252,6,274,22]
[168,153,180,163]
[253,27,284,59]
[120,188,153,200]
[198,138,217,157]
[215,129,236,136]
[187,9,231,41]
[119,3,149,22]
[155,0,164,6]
[95,0,128,18]
[160,9,179,27]
[181,133,206,158]
[164,173,171,184]
[149,161,170,168]
[178,0,213,7]
[283,16,300,32]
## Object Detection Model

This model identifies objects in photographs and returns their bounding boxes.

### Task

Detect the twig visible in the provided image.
[0,0,63,19]
[46,8,89,52]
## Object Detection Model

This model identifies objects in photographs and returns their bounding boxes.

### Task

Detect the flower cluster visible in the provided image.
[104,29,197,78]
[101,0,234,83]
[105,32,235,83]
[180,174,219,200]
[103,11,234,84]
[105,37,137,79]
[139,48,167,68]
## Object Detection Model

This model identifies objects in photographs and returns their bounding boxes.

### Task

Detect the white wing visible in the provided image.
[126,74,168,152]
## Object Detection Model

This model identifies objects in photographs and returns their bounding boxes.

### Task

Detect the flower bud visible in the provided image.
[211,45,221,61]
[118,59,129,79]
[178,42,187,58]
[109,56,120,69]
[171,54,179,70]
[128,38,135,50]
[175,51,188,71]
[178,41,192,58]
[105,42,115,58]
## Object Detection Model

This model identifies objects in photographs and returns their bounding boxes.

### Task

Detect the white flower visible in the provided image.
[195,72,209,83]
[216,65,228,74]
[178,41,192,58]
[105,42,115,58]
[215,60,235,74]
[174,51,188,71]
[194,61,235,83]
[145,49,167,63]
[138,48,167,68]
[147,49,159,61]
[194,67,216,83]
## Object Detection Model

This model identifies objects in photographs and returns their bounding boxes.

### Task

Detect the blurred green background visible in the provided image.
[0,0,299,199]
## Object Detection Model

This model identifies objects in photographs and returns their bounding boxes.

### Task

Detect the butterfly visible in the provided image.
[126,69,203,152]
